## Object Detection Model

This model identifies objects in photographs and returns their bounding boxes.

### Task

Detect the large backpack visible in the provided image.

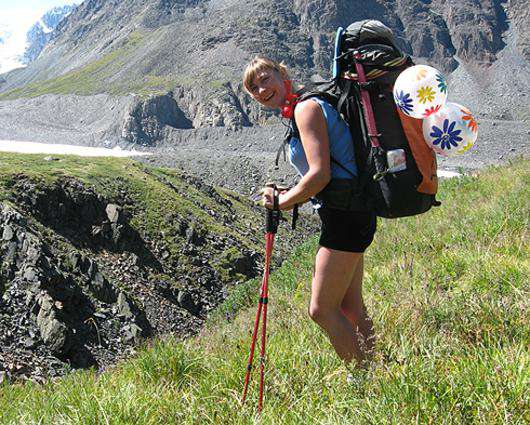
[287,19,440,218]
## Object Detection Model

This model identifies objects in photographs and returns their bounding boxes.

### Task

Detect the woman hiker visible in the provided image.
[243,55,377,373]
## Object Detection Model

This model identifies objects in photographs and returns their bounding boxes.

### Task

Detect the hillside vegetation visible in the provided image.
[0,32,178,100]
[0,152,315,382]
[0,159,528,424]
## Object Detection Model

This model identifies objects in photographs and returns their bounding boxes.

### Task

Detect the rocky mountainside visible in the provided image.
[0,153,316,382]
[21,5,76,65]
[0,0,527,194]
[0,0,528,128]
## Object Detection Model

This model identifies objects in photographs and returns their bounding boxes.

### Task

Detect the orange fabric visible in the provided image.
[397,109,438,194]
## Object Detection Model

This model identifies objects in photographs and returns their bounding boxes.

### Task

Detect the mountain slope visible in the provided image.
[0,152,316,381]
[0,0,527,120]
[22,5,76,65]
[0,158,527,423]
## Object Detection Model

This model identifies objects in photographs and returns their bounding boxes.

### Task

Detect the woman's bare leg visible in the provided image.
[340,255,375,359]
[308,246,367,365]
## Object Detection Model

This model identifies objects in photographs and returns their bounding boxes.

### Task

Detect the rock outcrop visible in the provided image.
[0,194,154,379]
[0,161,317,383]
[430,0,508,65]
[506,0,530,60]
[121,93,193,146]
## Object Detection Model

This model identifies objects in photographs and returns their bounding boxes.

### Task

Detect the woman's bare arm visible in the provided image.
[276,99,331,210]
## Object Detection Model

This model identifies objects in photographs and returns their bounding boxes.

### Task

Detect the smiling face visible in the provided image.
[247,67,287,109]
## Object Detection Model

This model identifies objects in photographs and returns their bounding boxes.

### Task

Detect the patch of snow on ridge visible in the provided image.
[0,140,151,158]
[38,19,53,34]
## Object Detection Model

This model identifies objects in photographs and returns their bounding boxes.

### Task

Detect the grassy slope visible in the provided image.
[0,29,228,101]
[0,159,528,424]
[0,31,177,100]
[0,152,263,283]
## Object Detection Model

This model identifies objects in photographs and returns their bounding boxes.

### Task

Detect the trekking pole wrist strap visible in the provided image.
[265,184,281,234]
[265,183,280,211]
[273,187,280,211]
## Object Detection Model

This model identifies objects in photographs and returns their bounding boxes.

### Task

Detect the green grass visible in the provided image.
[0,152,263,280]
[0,159,528,424]
[0,31,182,100]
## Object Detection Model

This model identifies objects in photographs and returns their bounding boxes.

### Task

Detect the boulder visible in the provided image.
[116,292,134,319]
[177,290,199,315]
[122,323,143,343]
[2,225,14,241]
[105,204,121,224]
[36,301,70,355]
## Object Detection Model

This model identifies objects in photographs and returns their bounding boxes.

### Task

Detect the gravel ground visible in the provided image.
[0,114,527,196]
[138,117,530,196]
[0,94,133,147]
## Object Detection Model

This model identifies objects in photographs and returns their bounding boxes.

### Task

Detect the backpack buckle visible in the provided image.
[373,169,388,181]
[359,81,375,89]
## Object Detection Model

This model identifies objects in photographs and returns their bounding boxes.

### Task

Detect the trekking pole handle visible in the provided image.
[265,184,281,234]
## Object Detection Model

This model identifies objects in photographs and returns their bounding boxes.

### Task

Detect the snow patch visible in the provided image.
[39,20,53,34]
[0,140,151,158]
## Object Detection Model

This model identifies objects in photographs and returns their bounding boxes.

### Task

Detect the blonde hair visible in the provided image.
[243,55,290,93]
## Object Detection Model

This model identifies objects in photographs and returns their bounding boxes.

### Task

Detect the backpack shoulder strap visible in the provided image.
[298,89,338,107]
[276,93,356,179]
[287,90,337,140]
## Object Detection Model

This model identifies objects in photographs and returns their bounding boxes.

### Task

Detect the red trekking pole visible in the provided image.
[241,185,281,413]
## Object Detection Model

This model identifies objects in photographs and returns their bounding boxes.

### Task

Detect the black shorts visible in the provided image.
[317,207,377,253]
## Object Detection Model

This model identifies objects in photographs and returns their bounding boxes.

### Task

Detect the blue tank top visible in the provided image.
[288,97,357,178]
